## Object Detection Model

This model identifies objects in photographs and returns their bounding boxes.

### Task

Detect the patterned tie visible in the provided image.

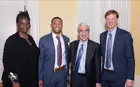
[56,36,62,67]
[106,33,112,69]
[74,44,84,72]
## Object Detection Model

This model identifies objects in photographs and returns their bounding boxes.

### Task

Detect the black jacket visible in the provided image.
[69,40,101,87]
[2,32,39,87]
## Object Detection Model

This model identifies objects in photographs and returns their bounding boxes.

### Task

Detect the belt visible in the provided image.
[54,65,65,72]
[104,69,114,72]
[78,73,86,76]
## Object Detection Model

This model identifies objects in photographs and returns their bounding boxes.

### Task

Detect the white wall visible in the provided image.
[77,0,130,43]
[0,0,39,82]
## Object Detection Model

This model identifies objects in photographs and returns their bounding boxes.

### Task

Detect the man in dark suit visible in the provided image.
[100,10,135,87]
[38,17,69,87]
[69,22,101,87]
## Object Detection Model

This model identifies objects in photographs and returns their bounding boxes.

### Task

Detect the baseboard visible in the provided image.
[134,75,140,87]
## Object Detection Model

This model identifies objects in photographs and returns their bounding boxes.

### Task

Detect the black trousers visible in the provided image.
[71,73,89,87]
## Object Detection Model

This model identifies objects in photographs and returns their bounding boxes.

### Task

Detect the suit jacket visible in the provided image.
[100,28,135,81]
[69,40,101,87]
[38,33,69,85]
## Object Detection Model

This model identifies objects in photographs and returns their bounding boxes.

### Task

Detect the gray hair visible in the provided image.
[77,22,90,32]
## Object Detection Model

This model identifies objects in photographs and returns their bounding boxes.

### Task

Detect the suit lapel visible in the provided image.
[49,33,55,62]
[62,35,69,69]
[103,31,108,58]
[112,28,120,68]
[73,40,79,69]
[85,40,93,69]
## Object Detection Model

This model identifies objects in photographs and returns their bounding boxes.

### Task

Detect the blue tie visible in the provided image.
[74,44,84,72]
[106,33,112,69]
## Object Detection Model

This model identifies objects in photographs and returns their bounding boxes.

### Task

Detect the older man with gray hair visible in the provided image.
[69,22,101,87]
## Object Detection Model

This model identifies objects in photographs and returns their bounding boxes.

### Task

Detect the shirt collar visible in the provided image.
[107,27,117,35]
[79,39,88,46]
[52,32,62,39]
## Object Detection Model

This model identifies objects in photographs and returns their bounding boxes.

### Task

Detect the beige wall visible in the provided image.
[39,0,77,41]
[131,0,140,75]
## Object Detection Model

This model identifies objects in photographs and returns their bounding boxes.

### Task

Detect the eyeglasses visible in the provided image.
[79,29,89,33]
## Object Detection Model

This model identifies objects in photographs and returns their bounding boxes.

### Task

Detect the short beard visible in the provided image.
[52,30,62,35]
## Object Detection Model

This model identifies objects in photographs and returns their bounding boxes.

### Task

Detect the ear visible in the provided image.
[16,23,19,31]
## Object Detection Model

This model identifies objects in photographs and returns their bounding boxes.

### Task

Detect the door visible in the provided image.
[0,0,25,82]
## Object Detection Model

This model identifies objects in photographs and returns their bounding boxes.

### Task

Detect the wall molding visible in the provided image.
[27,0,40,46]
[134,75,140,87]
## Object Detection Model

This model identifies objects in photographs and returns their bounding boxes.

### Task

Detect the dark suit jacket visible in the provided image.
[38,33,69,85]
[100,28,135,81]
[69,40,101,87]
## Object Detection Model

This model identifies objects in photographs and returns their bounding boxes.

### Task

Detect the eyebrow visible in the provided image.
[80,29,89,31]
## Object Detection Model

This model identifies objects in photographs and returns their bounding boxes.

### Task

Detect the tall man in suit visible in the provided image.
[38,17,69,87]
[69,23,101,87]
[100,10,135,87]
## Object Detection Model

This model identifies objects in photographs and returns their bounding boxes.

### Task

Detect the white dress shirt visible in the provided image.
[76,40,88,74]
[52,32,66,69]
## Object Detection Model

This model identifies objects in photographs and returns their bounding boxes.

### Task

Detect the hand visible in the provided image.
[39,80,43,87]
[67,79,70,85]
[12,82,20,87]
[96,83,101,87]
[67,76,70,85]
[125,79,133,87]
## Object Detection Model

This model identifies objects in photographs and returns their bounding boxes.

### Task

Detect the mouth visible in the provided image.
[81,35,87,38]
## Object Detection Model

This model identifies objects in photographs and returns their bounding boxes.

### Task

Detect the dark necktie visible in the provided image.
[74,44,84,72]
[106,33,112,69]
[56,36,62,67]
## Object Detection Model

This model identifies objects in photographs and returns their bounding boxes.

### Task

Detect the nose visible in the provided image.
[82,32,86,35]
